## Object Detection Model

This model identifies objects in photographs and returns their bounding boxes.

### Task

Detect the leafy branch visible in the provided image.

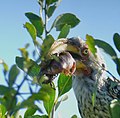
[15,0,80,117]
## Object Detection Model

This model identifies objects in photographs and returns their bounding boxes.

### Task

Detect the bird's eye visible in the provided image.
[82,48,89,55]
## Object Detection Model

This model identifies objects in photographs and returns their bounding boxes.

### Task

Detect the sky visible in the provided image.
[0,0,120,118]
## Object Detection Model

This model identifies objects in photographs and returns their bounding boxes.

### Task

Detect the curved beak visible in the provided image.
[47,38,80,57]
[49,38,93,75]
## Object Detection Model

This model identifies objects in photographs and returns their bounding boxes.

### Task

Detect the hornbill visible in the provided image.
[39,37,120,118]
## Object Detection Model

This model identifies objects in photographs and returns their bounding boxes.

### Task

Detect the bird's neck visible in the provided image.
[72,67,106,102]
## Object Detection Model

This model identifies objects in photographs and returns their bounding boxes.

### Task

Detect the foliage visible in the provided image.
[19,0,80,117]
[0,0,80,117]
[94,34,120,76]
[109,100,120,118]
[86,34,97,57]
[0,0,120,118]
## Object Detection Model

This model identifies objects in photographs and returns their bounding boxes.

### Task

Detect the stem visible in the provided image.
[51,105,55,118]
[17,74,27,92]
[105,70,118,80]
[44,0,48,38]
[18,92,31,95]
[39,6,43,19]
[4,76,8,85]
[19,94,25,100]
[51,96,59,118]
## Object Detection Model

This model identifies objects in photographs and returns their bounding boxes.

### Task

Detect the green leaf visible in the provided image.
[94,39,118,64]
[19,47,29,59]
[8,65,20,87]
[95,39,120,76]
[0,59,8,73]
[25,12,44,37]
[46,0,58,6]
[58,24,71,39]
[3,90,17,114]
[19,115,22,118]
[86,34,97,57]
[24,22,37,42]
[14,100,39,113]
[40,84,55,116]
[29,92,50,102]
[47,4,57,18]
[92,75,99,107]
[3,62,9,72]
[41,35,55,60]
[113,33,120,52]
[52,13,80,31]
[16,57,40,78]
[16,57,26,71]
[28,115,48,118]
[109,99,120,118]
[0,104,6,117]
[92,92,96,107]
[47,0,61,18]
[25,43,30,49]
[24,106,38,118]
[71,115,78,118]
[38,0,44,7]
[58,73,72,97]
[16,100,34,110]
[0,85,10,95]
[116,58,120,76]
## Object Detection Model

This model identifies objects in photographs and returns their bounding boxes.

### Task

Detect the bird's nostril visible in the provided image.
[102,63,105,68]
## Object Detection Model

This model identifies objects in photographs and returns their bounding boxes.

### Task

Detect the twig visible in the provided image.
[44,0,48,38]
[51,105,55,118]
[18,92,31,95]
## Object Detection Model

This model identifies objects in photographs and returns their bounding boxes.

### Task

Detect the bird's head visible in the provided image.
[47,37,105,78]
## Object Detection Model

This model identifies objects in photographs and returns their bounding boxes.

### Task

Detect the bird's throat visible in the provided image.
[75,60,92,76]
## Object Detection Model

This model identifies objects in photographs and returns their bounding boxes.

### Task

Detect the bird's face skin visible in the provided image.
[67,37,104,78]
[71,40,92,76]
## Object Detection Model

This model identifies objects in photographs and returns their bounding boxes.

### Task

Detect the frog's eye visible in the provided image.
[82,48,89,56]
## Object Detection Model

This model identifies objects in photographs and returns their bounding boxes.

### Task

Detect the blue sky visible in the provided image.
[0,0,120,117]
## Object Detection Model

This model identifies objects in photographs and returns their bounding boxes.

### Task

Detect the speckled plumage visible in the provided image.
[72,62,112,118]
[71,37,120,118]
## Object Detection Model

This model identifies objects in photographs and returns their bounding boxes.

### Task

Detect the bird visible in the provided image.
[39,37,120,118]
